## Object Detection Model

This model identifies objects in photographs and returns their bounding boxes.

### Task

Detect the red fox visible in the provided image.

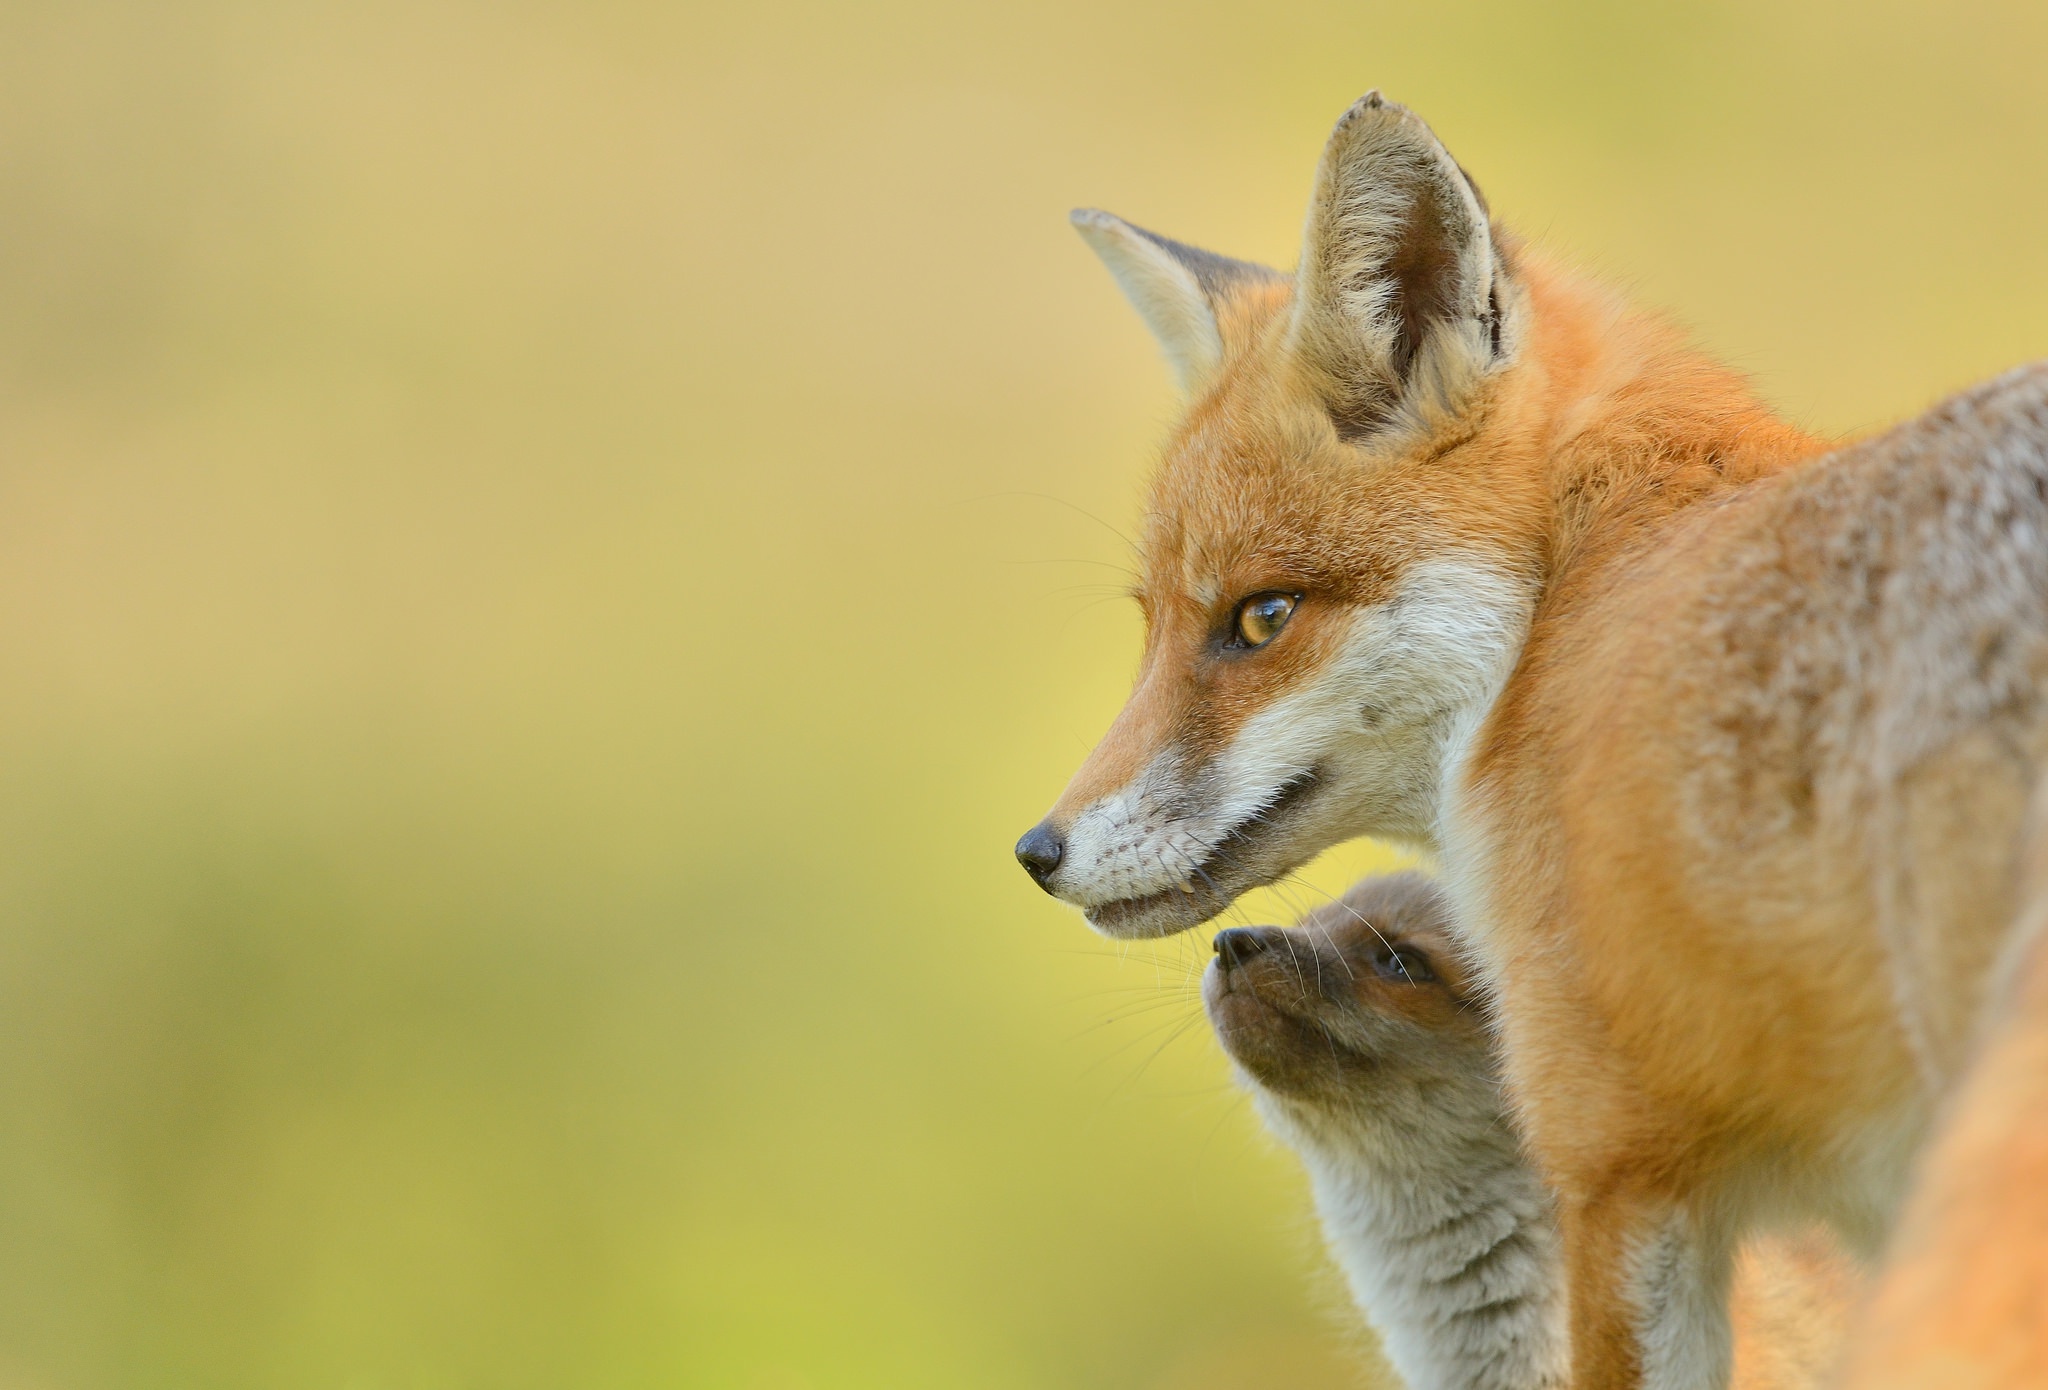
[1018,92,2048,1388]
[1205,873,1858,1390]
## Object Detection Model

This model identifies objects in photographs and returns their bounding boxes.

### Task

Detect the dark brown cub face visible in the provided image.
[1201,871,1488,1102]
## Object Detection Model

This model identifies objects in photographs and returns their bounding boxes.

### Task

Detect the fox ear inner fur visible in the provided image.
[1290,91,1511,442]
[1070,208,1283,394]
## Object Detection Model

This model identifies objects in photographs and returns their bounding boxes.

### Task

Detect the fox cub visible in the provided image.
[1205,874,1857,1390]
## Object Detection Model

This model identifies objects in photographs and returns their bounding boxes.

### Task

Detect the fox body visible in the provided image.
[1023,93,2048,1387]
[1205,873,1857,1390]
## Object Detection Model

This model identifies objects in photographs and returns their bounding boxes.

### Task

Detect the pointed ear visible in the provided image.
[1290,93,1509,441]
[1071,208,1283,393]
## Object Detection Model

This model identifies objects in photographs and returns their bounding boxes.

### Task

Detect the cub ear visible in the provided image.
[1290,93,1509,441]
[1071,208,1283,394]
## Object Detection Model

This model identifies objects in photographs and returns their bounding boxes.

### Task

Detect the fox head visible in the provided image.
[1018,94,1556,938]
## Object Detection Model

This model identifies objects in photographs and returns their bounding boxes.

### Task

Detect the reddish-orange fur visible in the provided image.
[1730,1231,1860,1390]
[1035,95,2048,1387]
[1835,810,2048,1390]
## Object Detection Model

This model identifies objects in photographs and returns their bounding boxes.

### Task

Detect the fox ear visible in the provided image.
[1291,93,1509,441]
[1071,208,1283,393]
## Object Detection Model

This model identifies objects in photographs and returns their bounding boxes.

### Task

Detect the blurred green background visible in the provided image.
[0,1,2043,1386]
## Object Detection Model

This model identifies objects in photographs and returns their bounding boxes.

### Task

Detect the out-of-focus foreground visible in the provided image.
[0,3,2041,1387]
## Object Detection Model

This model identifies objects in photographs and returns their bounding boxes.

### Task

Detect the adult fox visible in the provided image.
[1017,93,2048,1388]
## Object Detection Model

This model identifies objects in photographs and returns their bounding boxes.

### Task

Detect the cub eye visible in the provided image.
[1370,945,1435,983]
[1232,592,1298,648]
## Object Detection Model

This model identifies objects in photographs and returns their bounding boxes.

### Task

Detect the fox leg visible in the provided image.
[1563,1190,1734,1390]
[1837,887,2048,1388]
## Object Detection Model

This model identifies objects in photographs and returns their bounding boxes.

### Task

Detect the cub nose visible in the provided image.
[1014,820,1066,889]
[1214,927,1281,971]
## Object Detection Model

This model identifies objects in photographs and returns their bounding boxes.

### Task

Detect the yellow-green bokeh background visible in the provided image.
[0,2,2043,1386]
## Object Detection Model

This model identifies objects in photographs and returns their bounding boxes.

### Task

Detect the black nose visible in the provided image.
[1014,820,1066,888]
[1214,927,1280,970]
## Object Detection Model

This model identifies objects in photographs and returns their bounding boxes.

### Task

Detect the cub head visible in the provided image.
[1018,94,1544,937]
[1202,871,1491,1112]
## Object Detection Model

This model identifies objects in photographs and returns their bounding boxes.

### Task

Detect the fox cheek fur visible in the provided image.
[1045,562,1531,939]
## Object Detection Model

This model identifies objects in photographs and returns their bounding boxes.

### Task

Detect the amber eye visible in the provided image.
[1232,592,1298,648]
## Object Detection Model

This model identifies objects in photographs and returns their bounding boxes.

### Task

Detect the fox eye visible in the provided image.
[1232,593,1298,648]
[1370,945,1435,983]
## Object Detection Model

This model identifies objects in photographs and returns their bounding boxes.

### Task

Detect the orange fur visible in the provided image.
[1834,806,2048,1390]
[1730,1230,1860,1390]
[1029,93,2048,1387]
